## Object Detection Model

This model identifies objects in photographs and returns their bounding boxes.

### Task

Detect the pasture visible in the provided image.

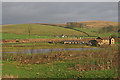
[2,21,118,39]
[2,24,87,37]
[73,27,118,37]
[1,21,119,78]
[2,45,118,78]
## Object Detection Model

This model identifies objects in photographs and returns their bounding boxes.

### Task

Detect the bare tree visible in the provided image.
[28,24,31,37]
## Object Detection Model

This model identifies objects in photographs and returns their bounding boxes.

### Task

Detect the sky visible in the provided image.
[2,0,120,2]
[2,2,118,24]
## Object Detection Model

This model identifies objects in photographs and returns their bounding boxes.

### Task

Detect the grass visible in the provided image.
[73,27,99,36]
[72,21,118,28]
[1,33,90,40]
[73,27,118,37]
[1,21,119,78]
[2,45,118,78]
[2,24,86,37]
[2,32,117,40]
[2,60,117,78]
[2,22,118,39]
[2,33,56,39]
[2,61,78,78]
[1,32,47,40]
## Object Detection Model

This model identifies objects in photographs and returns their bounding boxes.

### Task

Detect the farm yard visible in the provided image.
[1,21,119,78]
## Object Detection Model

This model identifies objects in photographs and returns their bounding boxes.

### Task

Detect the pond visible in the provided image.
[3,48,99,54]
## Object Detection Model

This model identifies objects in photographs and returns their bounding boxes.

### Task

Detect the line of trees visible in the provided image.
[98,25,118,33]
[66,22,86,28]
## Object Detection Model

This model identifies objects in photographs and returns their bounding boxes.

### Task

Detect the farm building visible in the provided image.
[95,37,115,45]
[62,40,80,44]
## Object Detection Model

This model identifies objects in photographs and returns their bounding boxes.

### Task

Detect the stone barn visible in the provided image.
[95,37,115,45]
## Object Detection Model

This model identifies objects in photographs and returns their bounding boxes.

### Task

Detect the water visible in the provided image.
[3,48,99,54]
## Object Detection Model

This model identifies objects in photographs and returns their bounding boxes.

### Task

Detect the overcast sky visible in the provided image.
[2,0,120,2]
[2,2,118,24]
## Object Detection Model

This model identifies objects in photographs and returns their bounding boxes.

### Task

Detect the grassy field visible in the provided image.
[2,33,55,39]
[2,60,117,78]
[1,21,119,78]
[2,44,118,78]
[73,27,118,37]
[74,21,118,27]
[2,24,87,37]
[2,33,89,40]
[35,21,118,28]
[2,21,118,40]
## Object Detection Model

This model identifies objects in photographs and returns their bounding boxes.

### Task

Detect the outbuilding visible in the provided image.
[62,40,80,44]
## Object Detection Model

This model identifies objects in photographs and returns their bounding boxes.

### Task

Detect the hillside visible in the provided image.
[33,21,118,28]
[66,21,118,28]
[2,21,118,39]
[32,21,118,37]
[78,21,118,28]
[2,24,87,37]
[65,21,118,37]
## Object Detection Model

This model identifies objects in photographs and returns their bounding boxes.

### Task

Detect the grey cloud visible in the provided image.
[2,0,120,2]
[2,2,118,24]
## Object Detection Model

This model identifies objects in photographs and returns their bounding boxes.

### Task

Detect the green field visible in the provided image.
[73,27,118,37]
[2,24,87,37]
[2,21,118,39]
[2,45,118,78]
[2,21,119,78]
[2,60,117,78]
[2,33,89,40]
[2,33,56,39]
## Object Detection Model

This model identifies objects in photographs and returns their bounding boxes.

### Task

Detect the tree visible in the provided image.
[79,23,86,28]
[28,24,32,37]
[99,25,114,33]
[89,40,99,47]
[111,34,117,38]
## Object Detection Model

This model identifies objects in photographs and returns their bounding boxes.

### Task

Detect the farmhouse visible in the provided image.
[95,37,115,45]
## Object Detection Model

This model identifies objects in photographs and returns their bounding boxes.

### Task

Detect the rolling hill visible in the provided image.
[75,21,118,28]
[2,21,118,39]
[33,21,118,28]
[2,24,87,37]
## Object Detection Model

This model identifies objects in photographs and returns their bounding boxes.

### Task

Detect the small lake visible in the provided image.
[3,48,99,54]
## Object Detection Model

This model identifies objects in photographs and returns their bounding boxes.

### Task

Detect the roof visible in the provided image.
[89,40,98,43]
[96,37,102,39]
[96,39,102,42]
[101,37,110,40]
[63,40,79,42]
[96,37,110,40]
